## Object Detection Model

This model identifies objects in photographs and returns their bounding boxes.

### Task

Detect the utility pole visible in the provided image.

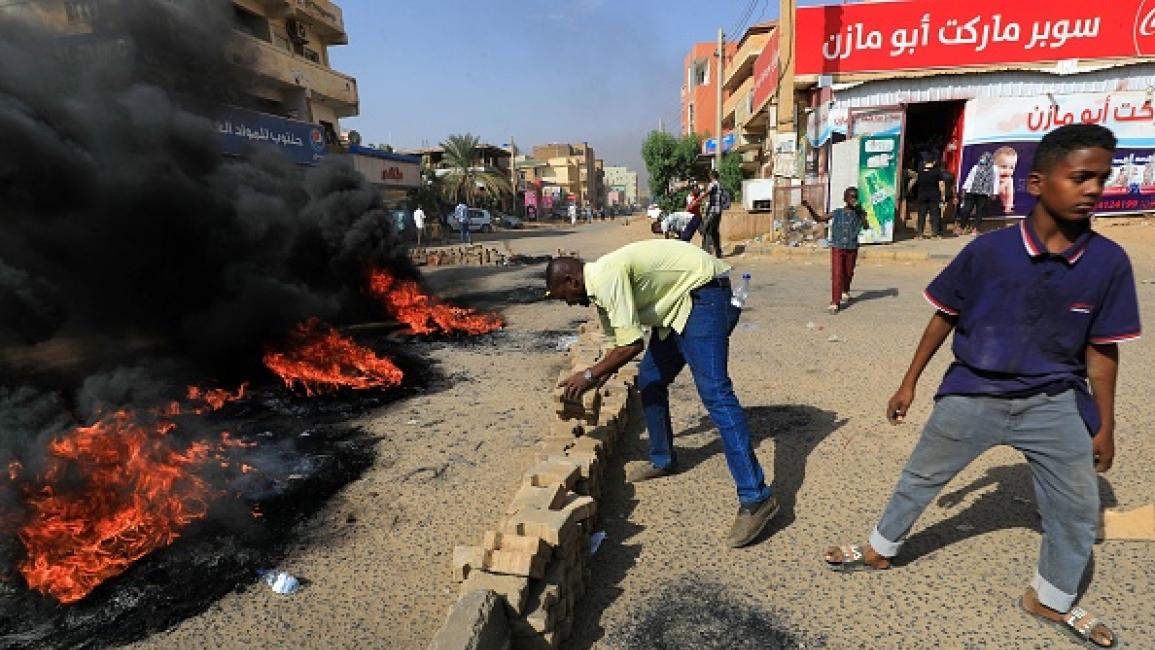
[509,136,518,215]
[715,27,725,171]
[777,0,796,136]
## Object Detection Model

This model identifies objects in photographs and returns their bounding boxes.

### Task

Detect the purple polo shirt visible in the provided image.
[924,220,1142,433]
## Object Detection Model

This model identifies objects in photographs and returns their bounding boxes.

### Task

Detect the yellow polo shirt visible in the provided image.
[583,240,730,346]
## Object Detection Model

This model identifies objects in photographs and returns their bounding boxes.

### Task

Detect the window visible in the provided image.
[274,34,291,51]
[303,47,321,63]
[691,61,709,88]
[64,0,97,23]
[687,104,695,133]
[232,5,271,42]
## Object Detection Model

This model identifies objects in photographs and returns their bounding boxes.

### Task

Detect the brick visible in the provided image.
[506,483,568,516]
[452,545,486,582]
[427,589,512,650]
[569,435,604,457]
[532,439,573,462]
[522,459,580,490]
[484,549,547,579]
[501,495,590,546]
[460,571,529,616]
[483,531,549,556]
[548,420,584,438]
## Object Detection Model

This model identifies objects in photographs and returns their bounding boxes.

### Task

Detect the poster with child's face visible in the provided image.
[960,92,1155,217]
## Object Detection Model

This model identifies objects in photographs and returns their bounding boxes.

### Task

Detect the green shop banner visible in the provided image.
[858,135,899,244]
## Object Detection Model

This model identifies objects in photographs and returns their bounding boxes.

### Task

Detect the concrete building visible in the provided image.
[720,21,778,177]
[680,40,737,139]
[14,0,359,144]
[603,166,639,207]
[525,143,601,209]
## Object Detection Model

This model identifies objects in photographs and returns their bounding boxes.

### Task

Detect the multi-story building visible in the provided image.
[526,143,601,210]
[603,166,639,207]
[680,40,737,139]
[721,21,778,177]
[14,0,359,144]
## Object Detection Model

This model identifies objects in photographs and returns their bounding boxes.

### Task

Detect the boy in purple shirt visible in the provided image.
[823,125,1139,648]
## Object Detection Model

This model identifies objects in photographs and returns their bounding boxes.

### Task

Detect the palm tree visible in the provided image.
[438,133,512,207]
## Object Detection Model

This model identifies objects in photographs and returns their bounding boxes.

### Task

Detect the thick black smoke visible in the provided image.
[0,0,413,528]
[0,0,410,374]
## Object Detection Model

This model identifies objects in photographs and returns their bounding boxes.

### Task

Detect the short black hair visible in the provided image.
[843,186,859,197]
[1032,124,1117,173]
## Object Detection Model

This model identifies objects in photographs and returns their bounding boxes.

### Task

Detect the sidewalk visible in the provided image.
[738,232,969,262]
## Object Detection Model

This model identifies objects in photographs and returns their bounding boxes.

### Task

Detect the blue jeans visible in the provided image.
[869,391,1097,612]
[637,283,772,506]
[459,223,471,244]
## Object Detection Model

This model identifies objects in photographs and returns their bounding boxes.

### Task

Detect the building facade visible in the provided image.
[680,41,737,139]
[603,166,639,207]
[524,143,602,210]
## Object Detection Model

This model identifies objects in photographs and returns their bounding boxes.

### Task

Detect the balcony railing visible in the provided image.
[294,0,346,44]
[234,34,358,110]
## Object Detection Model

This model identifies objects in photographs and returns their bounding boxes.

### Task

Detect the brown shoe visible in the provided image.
[625,462,677,483]
[727,496,780,548]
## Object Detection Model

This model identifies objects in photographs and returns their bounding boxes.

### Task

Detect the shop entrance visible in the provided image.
[902,100,966,180]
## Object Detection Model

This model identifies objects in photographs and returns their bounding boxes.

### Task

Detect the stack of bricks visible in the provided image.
[415,244,508,267]
[441,319,638,650]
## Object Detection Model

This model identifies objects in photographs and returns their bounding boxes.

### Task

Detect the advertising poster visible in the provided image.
[960,91,1155,217]
[216,105,326,165]
[857,134,899,243]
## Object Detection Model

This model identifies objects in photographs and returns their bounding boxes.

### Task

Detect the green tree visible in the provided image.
[718,152,747,203]
[641,131,702,213]
[438,133,512,207]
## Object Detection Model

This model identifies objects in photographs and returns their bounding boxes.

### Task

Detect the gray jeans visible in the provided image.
[868,391,1097,612]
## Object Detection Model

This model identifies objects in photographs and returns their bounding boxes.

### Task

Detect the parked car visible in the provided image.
[497,212,523,229]
[465,208,495,233]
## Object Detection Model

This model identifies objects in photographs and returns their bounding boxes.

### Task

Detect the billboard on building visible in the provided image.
[796,1,1155,75]
[216,106,327,164]
[751,30,781,113]
[960,91,1155,216]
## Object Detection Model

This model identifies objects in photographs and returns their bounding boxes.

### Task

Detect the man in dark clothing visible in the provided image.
[912,157,947,238]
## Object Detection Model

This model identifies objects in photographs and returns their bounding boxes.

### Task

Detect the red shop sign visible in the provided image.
[381,167,405,181]
[751,30,781,113]
[796,0,1155,75]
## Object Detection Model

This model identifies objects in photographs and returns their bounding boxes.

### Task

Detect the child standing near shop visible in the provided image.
[822,124,1139,648]
[802,187,868,314]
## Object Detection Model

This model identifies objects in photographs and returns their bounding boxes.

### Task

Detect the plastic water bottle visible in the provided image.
[731,273,751,309]
[257,569,300,595]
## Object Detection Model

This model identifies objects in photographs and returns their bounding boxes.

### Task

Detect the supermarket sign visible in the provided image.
[796,0,1155,75]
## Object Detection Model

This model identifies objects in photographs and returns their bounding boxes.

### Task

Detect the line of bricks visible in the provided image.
[429,320,639,650]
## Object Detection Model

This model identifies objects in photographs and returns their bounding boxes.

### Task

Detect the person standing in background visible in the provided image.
[956,152,998,235]
[912,155,947,238]
[454,201,471,244]
[413,205,426,248]
[700,170,724,257]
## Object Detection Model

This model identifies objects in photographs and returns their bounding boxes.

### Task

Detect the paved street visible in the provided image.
[130,217,1155,649]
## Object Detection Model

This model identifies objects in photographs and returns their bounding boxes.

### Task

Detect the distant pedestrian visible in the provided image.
[957,152,998,235]
[413,206,426,248]
[585,206,593,224]
[568,204,577,227]
[912,155,946,238]
[680,185,703,243]
[700,170,724,257]
[455,202,471,244]
[822,124,1137,649]
[802,187,868,314]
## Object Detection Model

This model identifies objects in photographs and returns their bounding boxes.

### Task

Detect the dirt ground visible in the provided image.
[129,215,1155,650]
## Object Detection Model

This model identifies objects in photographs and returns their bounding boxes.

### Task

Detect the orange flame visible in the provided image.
[187,383,248,413]
[16,411,214,604]
[262,317,403,396]
[367,269,503,335]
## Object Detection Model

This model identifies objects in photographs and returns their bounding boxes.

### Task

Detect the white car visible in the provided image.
[462,208,495,233]
[646,204,662,221]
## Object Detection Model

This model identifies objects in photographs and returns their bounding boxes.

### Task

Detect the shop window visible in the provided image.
[64,0,97,23]
[232,5,271,42]
[303,47,321,63]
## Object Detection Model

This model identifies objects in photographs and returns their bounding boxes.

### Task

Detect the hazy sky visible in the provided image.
[330,1,830,188]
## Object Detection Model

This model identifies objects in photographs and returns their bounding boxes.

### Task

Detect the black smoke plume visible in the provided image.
[0,0,413,591]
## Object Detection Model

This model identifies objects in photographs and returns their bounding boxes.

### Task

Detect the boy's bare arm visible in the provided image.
[887,311,956,423]
[1086,342,1119,472]
[800,199,831,222]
